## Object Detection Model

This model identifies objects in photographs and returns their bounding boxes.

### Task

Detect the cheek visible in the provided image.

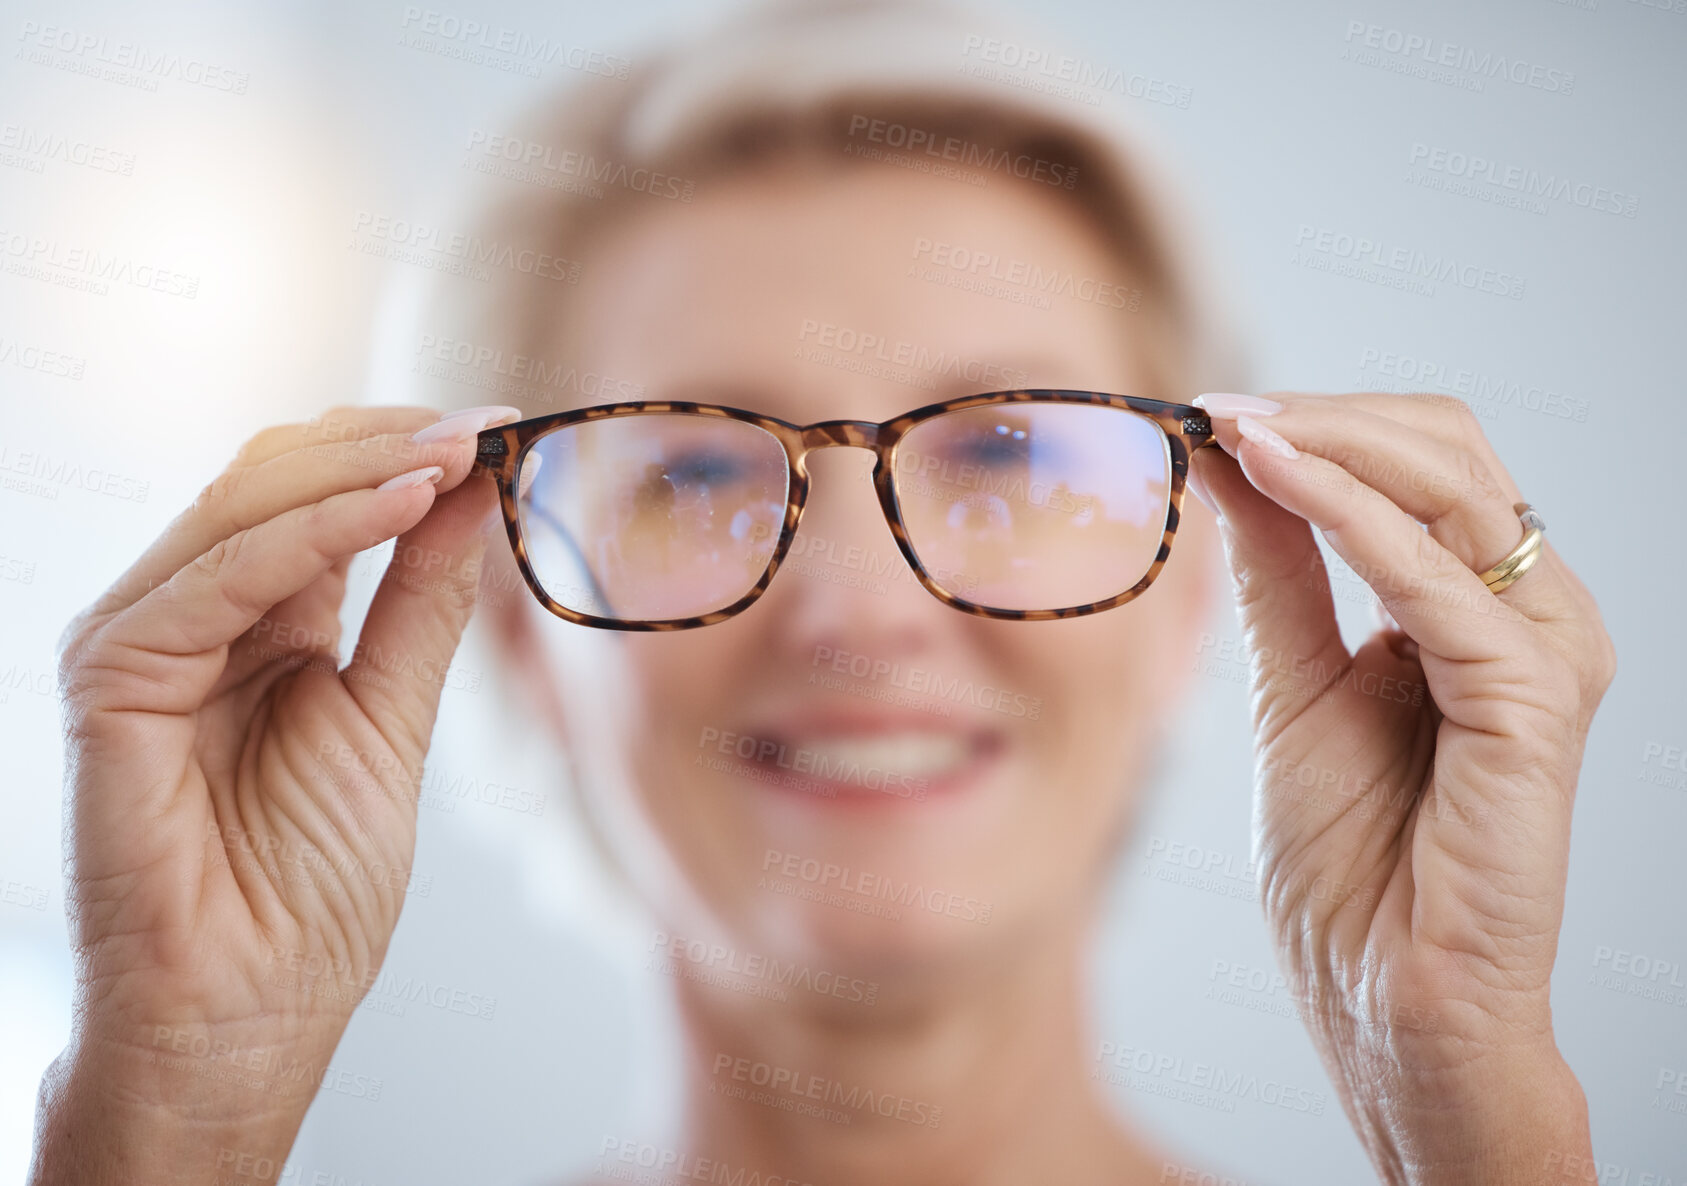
[995,604,1196,809]
[627,637,701,711]
[1010,609,1185,717]
[622,635,752,761]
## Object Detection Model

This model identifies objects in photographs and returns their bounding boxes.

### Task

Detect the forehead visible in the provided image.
[561,161,1149,424]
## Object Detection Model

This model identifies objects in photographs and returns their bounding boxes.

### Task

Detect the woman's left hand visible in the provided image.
[1185,390,1616,1186]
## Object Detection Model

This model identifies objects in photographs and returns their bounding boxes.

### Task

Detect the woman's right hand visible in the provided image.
[30,404,516,1186]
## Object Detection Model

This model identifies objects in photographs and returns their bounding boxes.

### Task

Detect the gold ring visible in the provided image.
[1476,503,1546,594]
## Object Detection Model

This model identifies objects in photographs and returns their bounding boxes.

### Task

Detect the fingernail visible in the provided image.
[378,465,444,491]
[440,404,522,423]
[1193,392,1283,418]
[1236,415,1298,459]
[412,406,518,445]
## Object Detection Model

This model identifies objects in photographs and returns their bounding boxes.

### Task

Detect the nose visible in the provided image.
[787,445,893,574]
[756,440,939,658]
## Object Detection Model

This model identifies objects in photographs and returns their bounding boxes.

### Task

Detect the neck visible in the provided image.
[668,915,1168,1186]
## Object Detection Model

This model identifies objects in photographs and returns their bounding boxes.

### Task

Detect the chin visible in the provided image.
[720,859,1070,1008]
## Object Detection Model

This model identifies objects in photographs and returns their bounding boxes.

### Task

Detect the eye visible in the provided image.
[958,423,1038,465]
[627,449,751,515]
[664,449,748,487]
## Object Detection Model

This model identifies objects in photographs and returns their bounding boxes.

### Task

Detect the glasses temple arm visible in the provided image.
[521,499,619,621]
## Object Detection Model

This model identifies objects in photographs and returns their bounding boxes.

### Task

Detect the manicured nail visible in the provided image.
[1236,415,1297,459]
[378,465,444,491]
[412,406,519,445]
[440,404,522,423]
[1193,392,1283,418]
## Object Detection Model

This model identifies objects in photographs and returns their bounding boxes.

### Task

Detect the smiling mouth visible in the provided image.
[724,724,1005,806]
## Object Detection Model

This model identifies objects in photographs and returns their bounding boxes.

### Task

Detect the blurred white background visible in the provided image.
[2,0,1683,1182]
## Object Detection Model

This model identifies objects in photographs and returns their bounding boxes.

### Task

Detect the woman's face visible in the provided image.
[518,159,1217,992]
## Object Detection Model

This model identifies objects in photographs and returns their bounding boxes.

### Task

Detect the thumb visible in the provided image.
[1189,446,1349,741]
[342,474,498,766]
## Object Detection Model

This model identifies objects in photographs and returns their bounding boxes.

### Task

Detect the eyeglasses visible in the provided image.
[474,390,1216,631]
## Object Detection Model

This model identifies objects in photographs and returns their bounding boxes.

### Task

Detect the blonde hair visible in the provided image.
[396,0,1252,418]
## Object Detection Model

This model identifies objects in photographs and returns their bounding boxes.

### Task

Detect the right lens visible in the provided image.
[516,413,790,622]
[891,402,1171,612]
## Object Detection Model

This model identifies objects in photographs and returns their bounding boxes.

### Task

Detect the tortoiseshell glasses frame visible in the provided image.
[473,389,1218,631]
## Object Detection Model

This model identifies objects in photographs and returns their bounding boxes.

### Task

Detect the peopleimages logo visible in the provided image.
[957,34,1194,109]
[0,444,149,502]
[16,21,251,93]
[351,211,582,283]
[598,1137,815,1186]
[695,726,930,801]
[463,130,694,201]
[0,336,86,380]
[0,123,136,175]
[911,237,1141,310]
[1355,348,1590,423]
[845,114,1078,188]
[1293,225,1525,300]
[1094,1041,1326,1116]
[649,931,880,1005]
[1407,144,1638,218]
[1590,945,1687,1006]
[712,1053,943,1128]
[796,319,1030,389]
[811,645,1044,721]
[414,333,643,403]
[1341,21,1575,94]
[761,848,995,925]
[397,8,630,78]
[0,229,199,298]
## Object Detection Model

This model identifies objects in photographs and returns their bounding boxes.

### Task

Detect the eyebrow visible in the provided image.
[654,358,1109,422]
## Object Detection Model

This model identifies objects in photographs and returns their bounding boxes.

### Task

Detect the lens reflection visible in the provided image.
[892,403,1170,611]
[518,414,789,622]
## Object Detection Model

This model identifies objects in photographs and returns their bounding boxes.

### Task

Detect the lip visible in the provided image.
[722,707,1006,808]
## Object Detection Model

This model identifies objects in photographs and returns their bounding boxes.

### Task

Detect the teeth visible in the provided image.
[783,732,972,781]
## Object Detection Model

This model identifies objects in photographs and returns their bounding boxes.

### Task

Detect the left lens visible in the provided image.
[890,402,1171,612]
[517,413,789,622]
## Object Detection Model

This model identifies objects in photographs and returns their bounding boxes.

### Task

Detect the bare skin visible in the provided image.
[31,407,504,1184]
[31,160,1613,1186]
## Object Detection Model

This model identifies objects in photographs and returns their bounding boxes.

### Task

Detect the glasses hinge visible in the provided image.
[1181,414,1211,435]
[477,435,509,460]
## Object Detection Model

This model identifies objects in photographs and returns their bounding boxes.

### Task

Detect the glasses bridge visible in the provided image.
[799,420,883,451]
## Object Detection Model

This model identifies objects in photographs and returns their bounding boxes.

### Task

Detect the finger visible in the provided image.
[1257,390,1521,479]
[1223,431,1532,672]
[1207,400,1563,618]
[1189,446,1352,740]
[342,474,498,766]
[91,411,515,619]
[210,557,352,701]
[1245,404,1547,593]
[71,477,445,723]
[235,404,519,468]
[232,405,451,467]
[1239,392,1534,549]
